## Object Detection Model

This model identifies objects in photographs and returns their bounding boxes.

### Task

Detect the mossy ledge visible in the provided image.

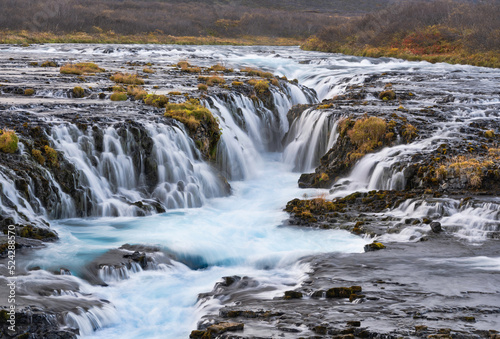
[164,99,221,160]
[299,113,412,189]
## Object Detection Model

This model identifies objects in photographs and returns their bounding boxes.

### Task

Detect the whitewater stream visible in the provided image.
[0,44,499,338]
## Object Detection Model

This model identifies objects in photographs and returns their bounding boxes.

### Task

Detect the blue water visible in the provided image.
[27,155,369,338]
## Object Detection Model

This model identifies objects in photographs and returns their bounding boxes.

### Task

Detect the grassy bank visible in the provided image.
[0,30,303,46]
[302,35,500,68]
[302,0,499,69]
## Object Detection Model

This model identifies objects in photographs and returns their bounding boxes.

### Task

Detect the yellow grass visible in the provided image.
[60,62,104,75]
[0,130,18,153]
[111,72,145,85]
[0,30,303,46]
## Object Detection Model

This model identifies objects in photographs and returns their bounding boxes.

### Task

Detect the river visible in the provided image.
[0,44,499,338]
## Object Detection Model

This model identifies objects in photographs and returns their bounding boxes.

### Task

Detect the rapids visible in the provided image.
[0,44,498,338]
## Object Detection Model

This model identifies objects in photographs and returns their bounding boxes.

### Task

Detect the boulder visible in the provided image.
[430,221,442,233]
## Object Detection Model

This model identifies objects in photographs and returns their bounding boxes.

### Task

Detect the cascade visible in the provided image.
[49,122,229,217]
[1,43,499,339]
[0,80,316,224]
[64,305,119,336]
[206,85,314,180]
[283,108,341,172]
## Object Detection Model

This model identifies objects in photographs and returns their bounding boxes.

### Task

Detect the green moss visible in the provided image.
[379,90,396,101]
[318,172,329,182]
[283,291,303,299]
[19,225,57,240]
[317,103,333,109]
[24,88,35,96]
[144,94,168,108]
[44,145,58,166]
[112,85,126,92]
[165,99,215,131]
[254,80,269,94]
[110,92,128,101]
[197,84,208,91]
[0,130,19,153]
[72,86,85,98]
[41,60,57,67]
[485,130,495,138]
[165,99,221,157]
[0,310,9,321]
[32,149,46,165]
[365,241,386,251]
[326,287,355,298]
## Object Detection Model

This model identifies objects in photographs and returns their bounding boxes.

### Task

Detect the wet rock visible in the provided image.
[190,322,244,338]
[430,221,442,233]
[220,276,241,287]
[346,320,361,327]
[364,242,386,252]
[123,251,148,269]
[437,94,455,103]
[0,308,77,339]
[326,286,362,299]
[283,290,303,299]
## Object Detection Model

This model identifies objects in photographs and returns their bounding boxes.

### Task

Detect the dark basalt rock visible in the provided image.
[430,221,443,233]
[190,322,244,338]
[364,242,386,252]
[283,290,303,299]
[80,245,171,285]
[0,308,77,339]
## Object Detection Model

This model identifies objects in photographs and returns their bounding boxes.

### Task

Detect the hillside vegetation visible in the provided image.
[303,0,500,68]
[0,0,377,40]
[0,0,498,67]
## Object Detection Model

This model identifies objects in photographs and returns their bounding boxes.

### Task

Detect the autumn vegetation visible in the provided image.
[0,0,497,68]
[0,130,19,154]
[303,0,499,68]
[164,99,216,131]
[60,62,104,75]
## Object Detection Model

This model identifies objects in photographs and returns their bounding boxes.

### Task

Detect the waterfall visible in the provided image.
[331,134,447,196]
[0,167,43,224]
[0,80,316,224]
[283,108,341,172]
[382,197,500,242]
[98,263,143,283]
[64,304,119,336]
[49,122,229,217]
[206,84,313,180]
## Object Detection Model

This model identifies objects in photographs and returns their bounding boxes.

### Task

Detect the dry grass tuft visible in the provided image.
[110,72,145,85]
[60,62,104,75]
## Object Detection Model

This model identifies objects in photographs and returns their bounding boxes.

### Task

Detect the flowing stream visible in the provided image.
[0,44,499,337]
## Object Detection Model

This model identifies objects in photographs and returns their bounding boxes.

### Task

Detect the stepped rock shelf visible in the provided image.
[0,44,499,338]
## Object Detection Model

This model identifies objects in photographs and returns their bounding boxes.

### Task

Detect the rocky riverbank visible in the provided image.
[190,71,500,337]
[192,238,500,338]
